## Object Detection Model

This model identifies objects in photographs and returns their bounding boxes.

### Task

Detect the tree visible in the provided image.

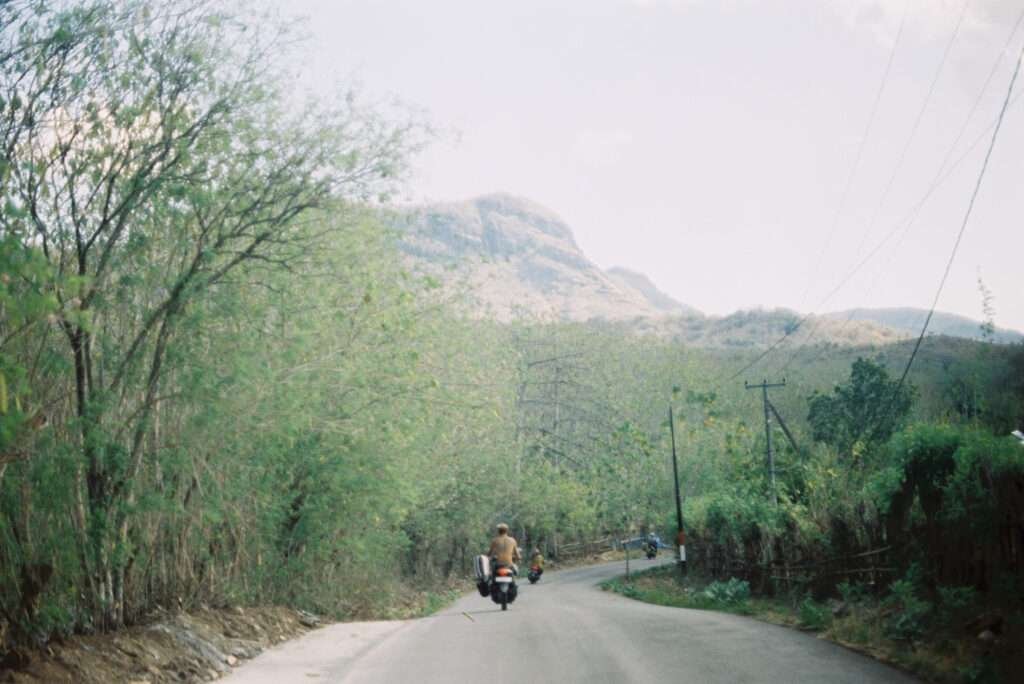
[0,0,414,628]
[977,275,995,344]
[807,357,914,460]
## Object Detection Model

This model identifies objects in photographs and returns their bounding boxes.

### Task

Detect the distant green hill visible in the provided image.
[824,308,1022,344]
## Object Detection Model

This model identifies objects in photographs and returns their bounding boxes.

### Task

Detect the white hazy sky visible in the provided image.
[277,0,1024,331]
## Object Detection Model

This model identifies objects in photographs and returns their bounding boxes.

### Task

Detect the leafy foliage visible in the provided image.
[883,569,932,641]
[797,597,831,631]
[703,578,751,605]
[807,357,913,460]
[0,1,1021,666]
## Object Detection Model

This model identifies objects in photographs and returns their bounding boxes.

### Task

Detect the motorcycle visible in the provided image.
[489,564,518,610]
[527,565,543,584]
[473,555,518,610]
[645,541,658,560]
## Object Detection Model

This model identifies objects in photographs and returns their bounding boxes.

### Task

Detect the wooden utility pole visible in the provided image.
[744,379,786,504]
[624,539,631,581]
[668,405,686,575]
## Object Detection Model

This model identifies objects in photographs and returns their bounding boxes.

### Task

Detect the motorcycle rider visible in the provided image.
[645,531,660,556]
[529,547,544,577]
[488,523,521,573]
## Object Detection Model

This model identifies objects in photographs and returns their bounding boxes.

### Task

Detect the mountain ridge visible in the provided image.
[392,193,1019,346]
[605,266,699,315]
[395,193,671,322]
[823,308,1022,344]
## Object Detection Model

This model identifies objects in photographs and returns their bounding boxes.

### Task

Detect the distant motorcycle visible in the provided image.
[527,565,543,584]
[645,542,658,560]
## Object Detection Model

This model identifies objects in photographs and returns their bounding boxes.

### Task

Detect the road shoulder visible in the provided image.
[221,620,411,684]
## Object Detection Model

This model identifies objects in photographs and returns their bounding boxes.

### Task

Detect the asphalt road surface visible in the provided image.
[224,559,917,683]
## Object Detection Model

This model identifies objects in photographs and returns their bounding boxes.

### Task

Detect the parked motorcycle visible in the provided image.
[527,565,543,584]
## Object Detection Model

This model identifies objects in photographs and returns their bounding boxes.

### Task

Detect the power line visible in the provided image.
[733,82,1019,382]
[754,28,1020,456]
[737,78,1024,381]
[797,0,910,312]
[931,5,1024,192]
[853,0,970,259]
[725,313,803,381]
[783,87,1024,369]
[723,7,1022,384]
[793,1,971,363]
[727,3,912,383]
[844,45,1023,449]
[782,11,1024,371]
[866,5,1024,270]
[717,13,1021,486]
[893,37,1024,391]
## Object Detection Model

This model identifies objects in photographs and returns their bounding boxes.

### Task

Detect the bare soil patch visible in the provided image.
[0,606,320,684]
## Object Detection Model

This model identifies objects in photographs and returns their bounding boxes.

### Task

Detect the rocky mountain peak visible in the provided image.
[472,193,579,248]
[395,194,679,321]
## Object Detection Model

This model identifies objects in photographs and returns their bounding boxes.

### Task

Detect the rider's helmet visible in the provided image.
[496,523,509,534]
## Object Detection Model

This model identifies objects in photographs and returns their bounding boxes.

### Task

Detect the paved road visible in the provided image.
[225,559,916,683]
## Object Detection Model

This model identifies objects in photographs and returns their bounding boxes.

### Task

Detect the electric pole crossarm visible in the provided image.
[744,380,787,390]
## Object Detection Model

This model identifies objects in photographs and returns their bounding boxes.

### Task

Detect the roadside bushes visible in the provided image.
[684,475,788,580]
[703,578,751,605]
[873,425,1024,590]
[798,597,831,631]
[684,422,1023,596]
[882,566,932,641]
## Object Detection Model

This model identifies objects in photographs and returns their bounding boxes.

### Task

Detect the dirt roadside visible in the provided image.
[0,606,320,684]
[0,550,623,683]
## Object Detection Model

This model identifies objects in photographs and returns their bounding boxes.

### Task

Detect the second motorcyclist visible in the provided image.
[529,547,544,577]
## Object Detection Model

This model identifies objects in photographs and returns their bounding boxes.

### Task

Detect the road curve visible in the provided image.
[225,559,917,683]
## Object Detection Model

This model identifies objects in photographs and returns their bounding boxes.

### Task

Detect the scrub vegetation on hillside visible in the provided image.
[1,3,1022,683]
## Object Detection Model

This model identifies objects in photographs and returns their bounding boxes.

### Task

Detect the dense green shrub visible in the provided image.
[798,597,831,631]
[883,567,932,641]
[936,585,977,627]
[703,578,751,605]
[837,581,869,604]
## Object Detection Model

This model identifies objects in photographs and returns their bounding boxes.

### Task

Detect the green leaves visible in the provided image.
[807,357,914,461]
[703,578,751,605]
